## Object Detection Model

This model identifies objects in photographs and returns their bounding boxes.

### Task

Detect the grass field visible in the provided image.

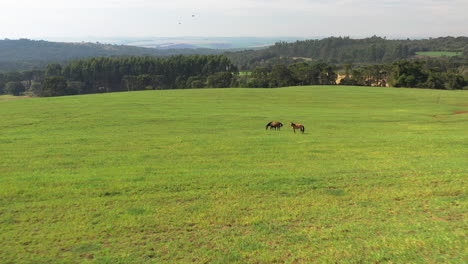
[1,86,467,263]
[415,51,462,57]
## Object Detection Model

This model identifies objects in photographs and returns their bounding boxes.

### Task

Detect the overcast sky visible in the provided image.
[1,0,467,40]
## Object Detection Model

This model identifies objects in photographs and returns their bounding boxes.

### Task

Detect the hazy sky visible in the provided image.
[1,0,467,40]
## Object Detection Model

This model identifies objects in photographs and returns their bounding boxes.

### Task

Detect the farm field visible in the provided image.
[415,51,462,57]
[0,86,467,263]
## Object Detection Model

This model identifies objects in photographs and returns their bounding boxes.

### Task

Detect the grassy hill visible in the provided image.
[1,86,467,263]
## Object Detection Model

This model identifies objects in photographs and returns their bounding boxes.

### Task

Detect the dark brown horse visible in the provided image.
[290,122,305,133]
[266,121,283,130]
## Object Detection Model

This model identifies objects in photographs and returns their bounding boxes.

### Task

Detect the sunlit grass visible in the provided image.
[415,51,462,57]
[1,86,467,263]
[238,71,252,76]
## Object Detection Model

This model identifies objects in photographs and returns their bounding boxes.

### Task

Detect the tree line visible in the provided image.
[0,55,237,96]
[1,55,467,97]
[236,60,467,90]
[339,60,466,90]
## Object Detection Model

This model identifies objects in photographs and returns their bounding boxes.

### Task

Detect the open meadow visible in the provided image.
[415,51,462,57]
[1,86,467,263]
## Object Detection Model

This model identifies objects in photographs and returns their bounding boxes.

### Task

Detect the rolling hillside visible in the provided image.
[1,86,466,263]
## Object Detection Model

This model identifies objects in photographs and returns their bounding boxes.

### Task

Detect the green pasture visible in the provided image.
[1,86,467,263]
[415,51,462,57]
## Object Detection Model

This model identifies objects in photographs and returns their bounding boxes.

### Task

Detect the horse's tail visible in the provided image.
[302,126,305,133]
[266,122,272,130]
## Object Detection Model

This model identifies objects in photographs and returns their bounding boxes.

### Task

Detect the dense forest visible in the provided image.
[0,39,221,72]
[0,55,237,96]
[226,36,468,70]
[2,36,467,73]
[1,55,466,97]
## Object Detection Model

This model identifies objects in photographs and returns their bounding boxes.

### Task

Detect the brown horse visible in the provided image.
[266,121,283,130]
[290,122,305,133]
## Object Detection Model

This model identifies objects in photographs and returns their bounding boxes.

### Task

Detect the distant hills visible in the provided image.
[1,36,467,72]
[0,37,303,72]
[119,37,305,49]
[0,38,222,72]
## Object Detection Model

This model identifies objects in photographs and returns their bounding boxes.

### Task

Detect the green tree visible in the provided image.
[444,72,465,90]
[122,75,137,91]
[186,76,205,88]
[250,67,270,87]
[28,81,43,96]
[42,76,67,97]
[288,63,313,85]
[0,73,5,94]
[390,60,427,88]
[45,63,63,77]
[318,65,337,85]
[269,64,294,87]
[5,81,25,96]
[206,72,233,88]
[66,81,84,95]
[425,72,445,89]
